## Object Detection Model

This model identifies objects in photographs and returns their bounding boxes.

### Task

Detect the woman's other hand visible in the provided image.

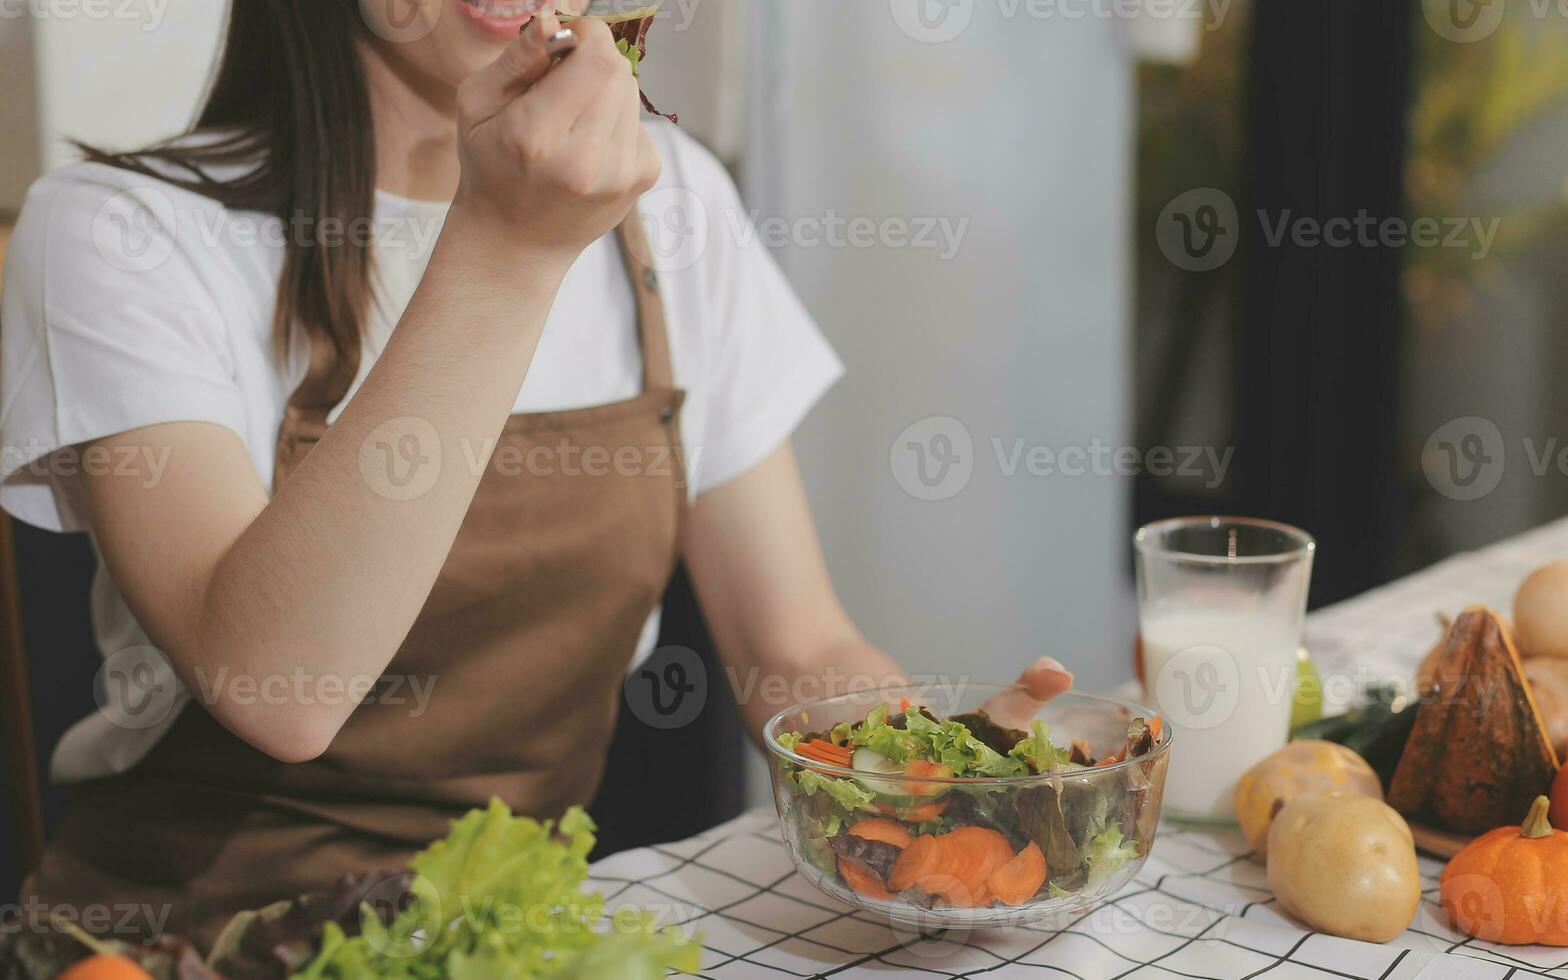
[979,657,1076,729]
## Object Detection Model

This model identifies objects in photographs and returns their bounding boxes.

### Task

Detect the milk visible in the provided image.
[1141,610,1301,820]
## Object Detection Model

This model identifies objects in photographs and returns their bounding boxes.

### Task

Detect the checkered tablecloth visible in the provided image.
[589,518,1568,980]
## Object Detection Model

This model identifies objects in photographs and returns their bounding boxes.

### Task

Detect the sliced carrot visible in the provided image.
[903,758,955,796]
[986,842,1047,906]
[888,834,942,892]
[797,743,850,768]
[804,739,852,763]
[847,817,914,849]
[838,856,895,901]
[874,797,949,822]
[899,696,912,712]
[939,827,1011,907]
[1096,748,1126,767]
[1148,715,1163,743]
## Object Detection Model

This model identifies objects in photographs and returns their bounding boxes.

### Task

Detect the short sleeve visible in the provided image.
[0,166,247,532]
[648,132,844,494]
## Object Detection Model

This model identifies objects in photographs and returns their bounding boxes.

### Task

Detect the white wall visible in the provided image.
[745,2,1140,694]
[28,4,225,171]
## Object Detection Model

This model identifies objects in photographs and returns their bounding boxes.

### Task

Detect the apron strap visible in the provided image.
[283,329,362,428]
[615,212,676,393]
[273,325,362,492]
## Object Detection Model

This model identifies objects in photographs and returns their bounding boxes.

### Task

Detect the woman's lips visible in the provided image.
[457,0,540,38]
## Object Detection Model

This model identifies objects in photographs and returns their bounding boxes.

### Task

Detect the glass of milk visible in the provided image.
[1134,517,1315,822]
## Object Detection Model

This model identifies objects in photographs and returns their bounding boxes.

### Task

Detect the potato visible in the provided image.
[1267,790,1421,943]
[1523,657,1568,759]
[1234,741,1383,856]
[1516,561,1568,659]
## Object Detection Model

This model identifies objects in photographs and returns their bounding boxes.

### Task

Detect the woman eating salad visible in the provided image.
[0,0,1074,948]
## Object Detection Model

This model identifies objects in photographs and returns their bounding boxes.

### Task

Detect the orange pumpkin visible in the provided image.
[1441,796,1568,945]
[1552,764,1568,831]
[57,955,153,980]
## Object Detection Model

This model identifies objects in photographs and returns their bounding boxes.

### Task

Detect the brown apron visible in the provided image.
[21,215,687,950]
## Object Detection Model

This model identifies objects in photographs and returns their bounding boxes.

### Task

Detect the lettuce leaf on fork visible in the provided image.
[559,4,677,123]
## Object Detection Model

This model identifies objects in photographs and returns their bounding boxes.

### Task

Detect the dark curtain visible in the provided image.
[1235,2,1413,607]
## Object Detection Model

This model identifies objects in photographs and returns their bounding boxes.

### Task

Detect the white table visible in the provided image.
[589,518,1568,979]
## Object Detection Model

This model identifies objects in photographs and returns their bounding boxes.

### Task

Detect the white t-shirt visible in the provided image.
[0,123,842,782]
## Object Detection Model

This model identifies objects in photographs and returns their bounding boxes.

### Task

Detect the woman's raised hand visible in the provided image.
[453,12,662,263]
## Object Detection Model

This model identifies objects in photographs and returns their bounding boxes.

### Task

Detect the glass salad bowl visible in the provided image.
[764,684,1171,929]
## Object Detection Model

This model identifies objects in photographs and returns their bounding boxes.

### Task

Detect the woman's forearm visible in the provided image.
[193,221,571,759]
[732,635,907,744]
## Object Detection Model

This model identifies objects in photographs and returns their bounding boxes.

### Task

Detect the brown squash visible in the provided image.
[1387,607,1560,835]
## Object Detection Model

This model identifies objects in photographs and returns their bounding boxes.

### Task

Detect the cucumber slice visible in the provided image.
[851,748,905,797]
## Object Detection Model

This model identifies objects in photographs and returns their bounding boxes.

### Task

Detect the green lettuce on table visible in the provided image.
[294,800,698,980]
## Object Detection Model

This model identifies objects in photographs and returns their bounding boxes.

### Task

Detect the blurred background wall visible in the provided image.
[746,3,1154,693]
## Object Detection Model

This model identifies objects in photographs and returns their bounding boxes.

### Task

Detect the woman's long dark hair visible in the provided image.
[81,1,375,364]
